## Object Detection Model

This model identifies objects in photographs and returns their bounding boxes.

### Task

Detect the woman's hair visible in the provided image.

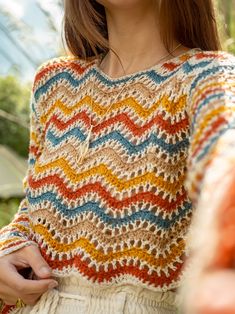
[63,0,221,59]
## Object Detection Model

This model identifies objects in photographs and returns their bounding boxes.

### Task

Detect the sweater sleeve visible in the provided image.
[185,51,235,208]
[0,73,44,257]
[181,52,235,311]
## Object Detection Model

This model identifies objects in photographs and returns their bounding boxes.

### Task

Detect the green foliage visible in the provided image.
[0,198,21,228]
[0,75,30,157]
[218,0,235,54]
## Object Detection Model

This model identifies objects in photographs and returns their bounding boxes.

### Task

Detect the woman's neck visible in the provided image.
[101,3,181,77]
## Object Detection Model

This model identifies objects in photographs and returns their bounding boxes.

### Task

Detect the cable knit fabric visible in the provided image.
[0,47,235,313]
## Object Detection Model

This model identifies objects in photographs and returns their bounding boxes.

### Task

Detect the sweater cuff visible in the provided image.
[0,239,38,258]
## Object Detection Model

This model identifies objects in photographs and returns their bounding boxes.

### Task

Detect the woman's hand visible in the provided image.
[0,245,58,306]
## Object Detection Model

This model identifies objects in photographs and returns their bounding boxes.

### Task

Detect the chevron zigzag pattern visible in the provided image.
[0,48,235,299]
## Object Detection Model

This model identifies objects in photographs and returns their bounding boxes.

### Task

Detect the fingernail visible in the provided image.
[40,266,51,276]
[48,282,58,289]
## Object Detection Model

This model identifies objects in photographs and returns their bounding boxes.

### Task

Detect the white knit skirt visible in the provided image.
[15,276,180,314]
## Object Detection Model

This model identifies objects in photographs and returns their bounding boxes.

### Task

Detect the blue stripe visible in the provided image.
[34,59,216,101]
[27,192,192,229]
[190,65,234,94]
[46,129,189,154]
[29,159,35,166]
[191,92,230,128]
[195,124,235,162]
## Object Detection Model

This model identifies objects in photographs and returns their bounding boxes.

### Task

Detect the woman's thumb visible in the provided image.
[23,245,52,279]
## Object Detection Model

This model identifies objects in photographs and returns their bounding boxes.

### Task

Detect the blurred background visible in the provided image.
[0,0,234,227]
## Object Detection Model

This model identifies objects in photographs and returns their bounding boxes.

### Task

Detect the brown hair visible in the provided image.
[63,0,221,59]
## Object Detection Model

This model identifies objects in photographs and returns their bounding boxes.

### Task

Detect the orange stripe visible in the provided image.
[44,111,189,136]
[40,247,184,287]
[29,175,187,212]
[192,115,227,158]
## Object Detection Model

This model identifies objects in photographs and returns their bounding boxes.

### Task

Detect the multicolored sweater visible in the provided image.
[0,48,235,298]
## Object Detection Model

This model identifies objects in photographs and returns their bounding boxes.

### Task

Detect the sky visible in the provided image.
[0,0,64,83]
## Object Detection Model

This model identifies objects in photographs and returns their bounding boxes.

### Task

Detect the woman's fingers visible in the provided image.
[0,246,58,306]
[17,245,52,279]
[0,262,57,295]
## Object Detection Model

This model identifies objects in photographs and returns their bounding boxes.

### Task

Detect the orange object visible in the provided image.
[212,175,235,269]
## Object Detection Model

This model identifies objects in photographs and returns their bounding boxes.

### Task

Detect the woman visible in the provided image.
[0,0,234,313]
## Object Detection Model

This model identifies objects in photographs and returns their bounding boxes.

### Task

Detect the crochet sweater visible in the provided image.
[0,48,235,295]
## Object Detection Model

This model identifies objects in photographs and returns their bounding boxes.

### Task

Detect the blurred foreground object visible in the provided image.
[182,130,235,314]
[0,144,27,198]
[211,170,235,269]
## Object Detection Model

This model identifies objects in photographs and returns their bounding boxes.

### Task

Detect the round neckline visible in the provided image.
[94,47,201,82]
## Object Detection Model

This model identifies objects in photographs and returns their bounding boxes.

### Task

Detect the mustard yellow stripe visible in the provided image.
[34,161,184,194]
[31,131,41,147]
[161,95,187,115]
[40,95,187,124]
[0,237,25,248]
[31,132,37,142]
[191,106,235,148]
[30,132,42,152]
[0,223,29,233]
[33,224,185,268]
[10,224,29,233]
[0,220,29,233]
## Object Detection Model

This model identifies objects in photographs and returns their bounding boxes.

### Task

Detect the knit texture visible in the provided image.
[1,48,235,311]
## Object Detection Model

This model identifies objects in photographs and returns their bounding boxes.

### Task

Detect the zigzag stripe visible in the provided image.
[38,144,185,177]
[37,77,161,104]
[195,123,235,162]
[27,193,191,227]
[31,161,185,194]
[45,129,189,154]
[40,246,183,286]
[33,224,185,269]
[191,105,234,148]
[28,175,185,207]
[31,210,187,246]
[28,185,188,213]
[191,81,235,121]
[1,224,28,235]
[34,58,93,87]
[45,110,189,137]
[0,240,29,254]
[40,95,187,125]
[34,58,215,101]
[3,50,235,298]
[0,216,28,235]
[0,237,23,248]
[192,89,235,128]
[192,115,227,159]
[190,64,235,94]
[35,52,216,91]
